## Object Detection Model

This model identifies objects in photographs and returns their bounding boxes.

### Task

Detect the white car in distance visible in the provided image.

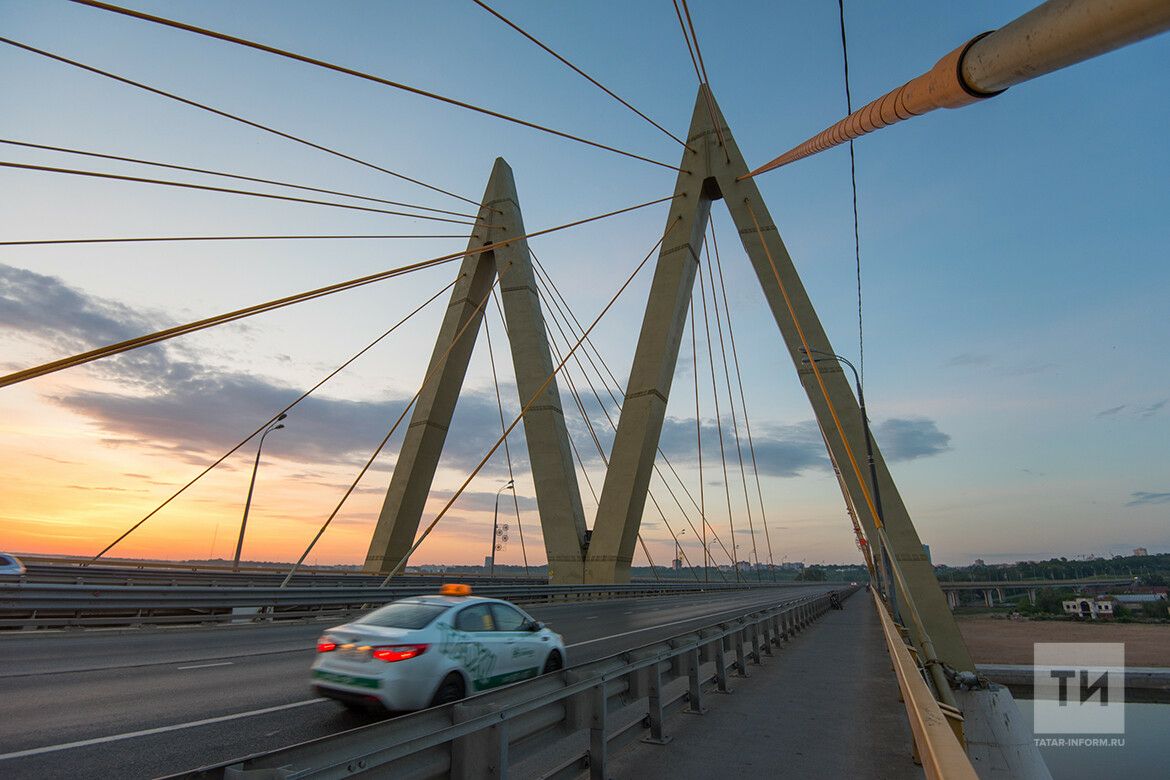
[0,553,26,576]
[312,584,567,711]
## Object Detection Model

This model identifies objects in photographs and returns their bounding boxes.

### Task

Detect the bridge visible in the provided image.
[2,1,1168,779]
[938,578,1136,609]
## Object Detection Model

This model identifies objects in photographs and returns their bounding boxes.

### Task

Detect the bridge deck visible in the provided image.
[608,591,922,778]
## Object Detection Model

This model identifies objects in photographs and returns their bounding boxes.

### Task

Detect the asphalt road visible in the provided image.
[0,584,835,779]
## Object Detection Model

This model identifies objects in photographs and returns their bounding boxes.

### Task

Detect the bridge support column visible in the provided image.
[364,158,588,581]
[583,84,974,678]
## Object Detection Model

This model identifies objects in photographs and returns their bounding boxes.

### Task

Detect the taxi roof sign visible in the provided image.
[439,583,472,597]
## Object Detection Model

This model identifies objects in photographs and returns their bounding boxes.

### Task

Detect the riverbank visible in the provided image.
[957,614,1170,666]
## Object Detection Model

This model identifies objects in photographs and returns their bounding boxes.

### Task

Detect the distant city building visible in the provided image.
[672,558,682,571]
[922,544,931,564]
[1134,547,1149,557]
[973,558,986,567]
[780,561,804,571]
[484,556,491,569]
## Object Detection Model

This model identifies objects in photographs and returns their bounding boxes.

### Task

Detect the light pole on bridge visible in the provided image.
[489,479,514,578]
[798,348,896,610]
[233,414,287,572]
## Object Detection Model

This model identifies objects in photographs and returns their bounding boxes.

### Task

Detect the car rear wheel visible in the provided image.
[542,650,563,674]
[430,672,466,707]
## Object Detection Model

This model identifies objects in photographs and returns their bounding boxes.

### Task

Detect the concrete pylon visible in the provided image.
[584,85,973,673]
[364,158,588,579]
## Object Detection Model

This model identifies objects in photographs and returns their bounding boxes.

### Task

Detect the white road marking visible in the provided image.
[567,596,800,648]
[585,615,598,620]
[176,661,233,670]
[0,699,328,761]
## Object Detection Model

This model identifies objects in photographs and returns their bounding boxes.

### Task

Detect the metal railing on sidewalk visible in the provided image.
[871,586,978,780]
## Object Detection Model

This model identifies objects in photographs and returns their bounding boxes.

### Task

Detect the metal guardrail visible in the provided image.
[0,580,813,630]
[15,562,549,589]
[172,586,858,780]
[937,577,1133,591]
[870,587,978,780]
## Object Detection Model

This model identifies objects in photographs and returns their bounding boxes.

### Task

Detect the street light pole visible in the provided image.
[233,414,286,572]
[490,480,514,578]
[799,348,896,612]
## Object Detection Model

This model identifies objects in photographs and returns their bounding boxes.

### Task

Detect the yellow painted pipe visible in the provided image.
[743,0,1170,177]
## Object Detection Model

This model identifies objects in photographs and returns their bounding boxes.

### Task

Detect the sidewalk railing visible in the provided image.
[871,587,978,780]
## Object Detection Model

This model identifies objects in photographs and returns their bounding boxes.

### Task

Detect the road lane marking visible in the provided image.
[566,595,806,648]
[176,661,234,670]
[0,699,328,761]
[586,615,598,620]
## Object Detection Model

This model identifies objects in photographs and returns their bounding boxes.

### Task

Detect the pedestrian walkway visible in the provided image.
[608,590,923,779]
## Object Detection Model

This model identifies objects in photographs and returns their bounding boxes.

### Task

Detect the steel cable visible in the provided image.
[377,220,682,584]
[0,195,675,390]
[1,139,479,219]
[69,1,685,173]
[280,279,501,587]
[0,36,485,209]
[0,161,482,225]
[88,279,455,563]
[470,0,693,151]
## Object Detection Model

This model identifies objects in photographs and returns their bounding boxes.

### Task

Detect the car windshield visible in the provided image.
[0,556,12,566]
[356,601,447,629]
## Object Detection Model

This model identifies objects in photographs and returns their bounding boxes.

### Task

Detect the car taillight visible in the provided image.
[371,644,428,662]
[316,636,338,653]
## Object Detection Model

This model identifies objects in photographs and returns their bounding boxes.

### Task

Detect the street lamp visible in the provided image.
[232,414,286,571]
[675,528,687,574]
[489,479,514,577]
[798,347,895,609]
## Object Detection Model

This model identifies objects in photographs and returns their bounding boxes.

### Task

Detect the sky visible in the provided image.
[1,1,1167,569]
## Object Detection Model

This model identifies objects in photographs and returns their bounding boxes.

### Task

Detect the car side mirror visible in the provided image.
[526,620,545,632]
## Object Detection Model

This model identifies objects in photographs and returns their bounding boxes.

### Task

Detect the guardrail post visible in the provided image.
[770,613,782,646]
[640,661,672,745]
[451,701,508,779]
[760,616,773,656]
[714,633,732,693]
[734,626,749,677]
[750,621,762,664]
[589,683,608,780]
[683,647,707,714]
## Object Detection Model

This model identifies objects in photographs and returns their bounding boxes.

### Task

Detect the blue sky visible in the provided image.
[1,1,1167,567]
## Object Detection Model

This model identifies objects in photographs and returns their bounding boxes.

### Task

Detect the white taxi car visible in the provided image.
[311,584,567,711]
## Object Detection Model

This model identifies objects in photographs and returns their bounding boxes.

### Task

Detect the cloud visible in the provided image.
[873,418,951,461]
[431,489,540,513]
[1126,491,1170,507]
[1139,399,1167,419]
[2,263,526,474]
[3,265,953,489]
[943,352,991,368]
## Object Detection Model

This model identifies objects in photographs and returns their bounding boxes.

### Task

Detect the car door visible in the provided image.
[489,603,543,683]
[451,603,506,691]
